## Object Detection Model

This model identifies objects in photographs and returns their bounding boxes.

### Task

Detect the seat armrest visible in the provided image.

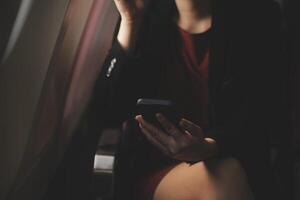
[94,128,121,172]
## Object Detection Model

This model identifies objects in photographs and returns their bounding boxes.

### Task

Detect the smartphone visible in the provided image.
[136,98,182,129]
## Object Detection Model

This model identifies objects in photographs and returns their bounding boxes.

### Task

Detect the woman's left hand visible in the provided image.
[135,114,218,162]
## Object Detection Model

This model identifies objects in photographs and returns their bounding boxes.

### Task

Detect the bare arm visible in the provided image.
[113,0,150,52]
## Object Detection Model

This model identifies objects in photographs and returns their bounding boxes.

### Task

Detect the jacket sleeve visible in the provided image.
[211,1,286,161]
[88,39,143,131]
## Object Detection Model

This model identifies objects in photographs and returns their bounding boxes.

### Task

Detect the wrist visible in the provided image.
[117,19,142,53]
[120,17,142,26]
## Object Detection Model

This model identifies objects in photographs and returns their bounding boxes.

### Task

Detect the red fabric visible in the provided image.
[178,27,210,128]
[158,26,210,128]
[138,26,211,199]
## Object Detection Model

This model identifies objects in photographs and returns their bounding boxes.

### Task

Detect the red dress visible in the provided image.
[137,25,211,199]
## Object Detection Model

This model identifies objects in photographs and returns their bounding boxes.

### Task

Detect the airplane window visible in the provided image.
[2,0,34,63]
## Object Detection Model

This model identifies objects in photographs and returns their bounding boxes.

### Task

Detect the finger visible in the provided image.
[135,115,143,122]
[179,118,204,139]
[136,115,173,147]
[156,113,182,139]
[139,124,171,156]
[183,130,194,140]
[142,118,173,147]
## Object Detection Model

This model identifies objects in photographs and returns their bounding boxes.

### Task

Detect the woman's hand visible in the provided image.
[113,0,151,52]
[135,114,218,163]
[114,0,151,23]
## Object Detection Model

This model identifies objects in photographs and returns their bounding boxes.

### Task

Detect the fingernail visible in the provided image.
[180,119,187,127]
[135,115,142,121]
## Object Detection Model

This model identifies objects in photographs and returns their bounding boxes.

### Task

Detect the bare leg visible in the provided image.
[153,158,254,200]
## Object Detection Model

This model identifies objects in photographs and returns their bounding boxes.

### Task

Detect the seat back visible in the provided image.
[286,0,300,198]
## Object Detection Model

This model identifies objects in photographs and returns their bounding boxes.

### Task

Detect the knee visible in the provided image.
[152,159,254,200]
[152,162,217,200]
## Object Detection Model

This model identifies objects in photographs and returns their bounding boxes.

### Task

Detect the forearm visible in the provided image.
[89,26,143,128]
[117,20,142,53]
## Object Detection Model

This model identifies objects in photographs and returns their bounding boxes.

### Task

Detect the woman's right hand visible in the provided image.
[113,0,151,52]
[114,0,151,23]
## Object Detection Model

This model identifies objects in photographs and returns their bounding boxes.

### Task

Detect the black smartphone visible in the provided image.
[136,98,182,129]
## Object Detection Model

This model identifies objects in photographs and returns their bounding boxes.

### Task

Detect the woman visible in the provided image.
[89,0,285,199]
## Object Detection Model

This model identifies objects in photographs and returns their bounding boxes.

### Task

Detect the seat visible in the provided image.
[93,129,121,200]
[285,0,300,199]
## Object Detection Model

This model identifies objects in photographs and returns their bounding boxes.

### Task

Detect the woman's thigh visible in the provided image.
[152,158,254,200]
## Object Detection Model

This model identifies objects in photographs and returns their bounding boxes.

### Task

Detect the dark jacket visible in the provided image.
[89,0,288,199]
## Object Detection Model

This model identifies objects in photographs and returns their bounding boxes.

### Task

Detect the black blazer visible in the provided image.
[89,0,288,199]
